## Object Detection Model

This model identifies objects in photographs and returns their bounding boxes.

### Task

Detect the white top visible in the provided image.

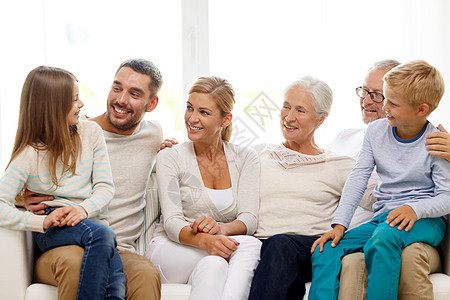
[328,128,366,160]
[0,120,114,232]
[328,127,377,213]
[154,141,260,243]
[103,119,163,252]
[204,187,233,211]
[253,143,358,239]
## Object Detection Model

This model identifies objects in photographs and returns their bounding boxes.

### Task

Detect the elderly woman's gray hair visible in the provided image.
[283,75,333,117]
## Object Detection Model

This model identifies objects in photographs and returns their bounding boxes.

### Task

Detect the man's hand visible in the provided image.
[23,189,53,215]
[426,124,450,161]
[191,215,221,235]
[55,205,88,227]
[311,225,345,254]
[158,138,178,152]
[386,205,417,232]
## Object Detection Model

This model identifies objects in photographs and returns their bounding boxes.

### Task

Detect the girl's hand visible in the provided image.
[310,225,345,254]
[386,205,417,232]
[201,234,239,259]
[426,124,450,161]
[56,205,88,227]
[43,213,61,230]
[191,215,221,235]
[158,138,178,152]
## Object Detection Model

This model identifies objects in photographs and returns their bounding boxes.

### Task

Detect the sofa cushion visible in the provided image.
[25,284,57,300]
[136,172,161,256]
[161,284,191,300]
[430,273,450,300]
[26,283,193,300]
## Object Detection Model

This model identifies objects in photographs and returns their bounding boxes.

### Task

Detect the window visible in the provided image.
[1,0,449,170]
[0,0,183,168]
[209,0,450,147]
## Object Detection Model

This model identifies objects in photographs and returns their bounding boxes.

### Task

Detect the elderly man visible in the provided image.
[25,59,164,300]
[330,59,448,300]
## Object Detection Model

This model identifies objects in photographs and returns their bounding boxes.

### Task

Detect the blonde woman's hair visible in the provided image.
[384,60,445,115]
[189,76,235,141]
[9,66,81,187]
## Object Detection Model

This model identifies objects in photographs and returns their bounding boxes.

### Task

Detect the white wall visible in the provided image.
[0,0,47,169]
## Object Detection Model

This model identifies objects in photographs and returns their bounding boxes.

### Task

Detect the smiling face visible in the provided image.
[280,87,325,146]
[382,83,428,139]
[360,68,392,124]
[67,81,84,126]
[106,66,158,134]
[184,92,231,144]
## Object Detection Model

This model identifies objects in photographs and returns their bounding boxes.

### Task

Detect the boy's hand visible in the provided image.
[426,124,450,161]
[386,205,417,231]
[311,224,345,254]
[158,138,178,152]
[56,205,88,227]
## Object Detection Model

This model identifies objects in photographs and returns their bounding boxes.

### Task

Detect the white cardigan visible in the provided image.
[153,141,260,243]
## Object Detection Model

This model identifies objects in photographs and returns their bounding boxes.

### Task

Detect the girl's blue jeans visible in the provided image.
[36,218,126,300]
[309,211,446,300]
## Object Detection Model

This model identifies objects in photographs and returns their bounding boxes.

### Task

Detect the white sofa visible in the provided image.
[0,177,193,300]
[1,175,450,300]
[2,218,450,300]
[0,224,193,300]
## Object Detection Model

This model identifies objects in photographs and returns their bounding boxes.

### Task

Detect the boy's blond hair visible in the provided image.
[383,60,445,115]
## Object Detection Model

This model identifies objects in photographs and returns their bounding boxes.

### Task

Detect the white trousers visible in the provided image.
[146,235,262,300]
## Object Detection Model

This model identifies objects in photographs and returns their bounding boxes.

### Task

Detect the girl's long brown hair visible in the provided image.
[9,66,81,187]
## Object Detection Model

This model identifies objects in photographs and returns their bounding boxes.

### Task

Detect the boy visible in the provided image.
[309,60,450,299]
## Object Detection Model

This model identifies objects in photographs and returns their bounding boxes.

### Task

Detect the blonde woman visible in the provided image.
[147,76,261,300]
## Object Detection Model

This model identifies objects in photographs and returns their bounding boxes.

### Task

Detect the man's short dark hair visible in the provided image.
[117,59,163,98]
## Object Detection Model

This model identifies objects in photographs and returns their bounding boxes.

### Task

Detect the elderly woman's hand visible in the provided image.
[426,124,450,161]
[310,225,345,254]
[191,215,221,235]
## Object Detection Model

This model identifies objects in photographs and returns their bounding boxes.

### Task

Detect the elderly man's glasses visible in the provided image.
[356,87,385,103]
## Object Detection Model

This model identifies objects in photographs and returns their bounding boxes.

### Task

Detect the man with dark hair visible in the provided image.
[26,59,164,300]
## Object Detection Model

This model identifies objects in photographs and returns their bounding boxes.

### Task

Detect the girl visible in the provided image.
[0,66,125,299]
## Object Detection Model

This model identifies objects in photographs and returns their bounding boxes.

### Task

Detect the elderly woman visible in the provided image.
[146,76,261,300]
[247,76,372,300]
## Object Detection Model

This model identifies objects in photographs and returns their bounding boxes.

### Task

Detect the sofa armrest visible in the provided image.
[441,215,450,276]
[0,228,34,299]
